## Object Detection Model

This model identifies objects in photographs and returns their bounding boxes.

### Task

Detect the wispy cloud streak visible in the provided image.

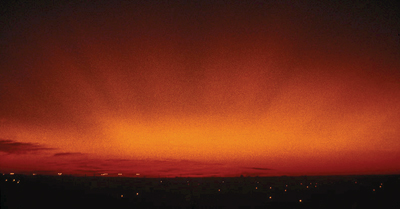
[0,139,53,154]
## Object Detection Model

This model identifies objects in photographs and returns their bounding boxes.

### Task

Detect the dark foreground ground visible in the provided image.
[1,174,399,209]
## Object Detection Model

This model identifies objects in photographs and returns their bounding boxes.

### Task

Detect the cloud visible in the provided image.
[0,139,53,154]
[53,152,84,157]
[249,167,273,171]
[156,168,179,173]
[73,169,106,174]
[104,159,133,162]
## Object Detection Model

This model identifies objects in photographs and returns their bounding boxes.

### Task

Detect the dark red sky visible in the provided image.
[1,0,400,177]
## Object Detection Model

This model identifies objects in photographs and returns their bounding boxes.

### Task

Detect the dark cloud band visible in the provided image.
[0,139,53,154]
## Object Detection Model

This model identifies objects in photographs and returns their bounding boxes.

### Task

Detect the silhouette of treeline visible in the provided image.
[1,174,400,208]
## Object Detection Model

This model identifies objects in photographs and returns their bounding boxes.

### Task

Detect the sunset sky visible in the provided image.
[1,0,399,177]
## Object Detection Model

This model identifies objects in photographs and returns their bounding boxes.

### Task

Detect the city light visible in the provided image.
[10,173,14,175]
[58,173,62,176]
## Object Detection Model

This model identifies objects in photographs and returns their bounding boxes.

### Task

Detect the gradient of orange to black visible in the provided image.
[1,0,399,177]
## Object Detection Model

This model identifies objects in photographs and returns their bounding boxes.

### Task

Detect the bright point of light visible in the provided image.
[306,186,309,188]
[379,186,382,188]
[13,179,15,182]
[101,173,108,176]
[10,173,14,175]
[380,183,383,185]
[136,193,139,196]
[286,185,288,187]
[136,173,140,176]
[255,187,258,190]
[32,173,36,176]
[160,181,162,183]
[17,180,20,184]
[58,173,62,176]
[373,189,375,191]
[269,187,272,189]
[218,189,221,192]
[5,179,7,182]
[299,199,302,203]
[118,173,122,176]
[121,195,123,197]
[315,185,317,188]
[284,189,287,192]
[269,196,272,199]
